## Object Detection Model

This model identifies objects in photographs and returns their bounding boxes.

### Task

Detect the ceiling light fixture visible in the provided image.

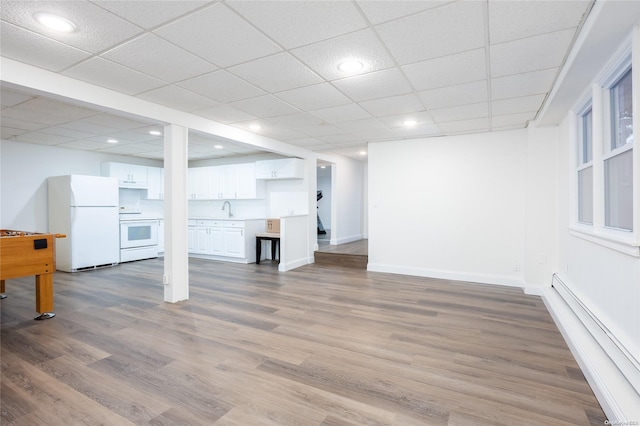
[359,150,367,156]
[34,12,76,33]
[149,130,162,136]
[214,145,224,149]
[249,124,262,131]
[403,119,418,127]
[337,59,364,73]
[107,139,118,144]
[320,166,326,169]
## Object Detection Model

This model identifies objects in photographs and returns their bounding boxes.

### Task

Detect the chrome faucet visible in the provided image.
[222,201,232,217]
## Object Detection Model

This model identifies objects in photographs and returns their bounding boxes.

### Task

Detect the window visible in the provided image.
[577,106,593,224]
[571,42,638,252]
[604,67,633,231]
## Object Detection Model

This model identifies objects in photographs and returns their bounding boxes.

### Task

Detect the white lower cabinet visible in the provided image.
[189,219,264,263]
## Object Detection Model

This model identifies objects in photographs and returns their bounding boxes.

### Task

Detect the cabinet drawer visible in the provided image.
[197,220,225,227]
[223,221,245,228]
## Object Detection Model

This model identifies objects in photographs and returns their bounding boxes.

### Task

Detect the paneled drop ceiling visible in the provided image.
[1,0,594,161]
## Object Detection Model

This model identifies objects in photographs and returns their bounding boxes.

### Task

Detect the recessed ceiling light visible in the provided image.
[359,150,367,156]
[149,130,162,136]
[320,165,326,169]
[34,12,76,33]
[338,59,364,73]
[403,119,418,127]
[214,145,224,149]
[107,139,118,144]
[249,124,262,131]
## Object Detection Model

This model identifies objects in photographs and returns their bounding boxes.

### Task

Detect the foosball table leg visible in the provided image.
[0,279,6,299]
[34,274,55,320]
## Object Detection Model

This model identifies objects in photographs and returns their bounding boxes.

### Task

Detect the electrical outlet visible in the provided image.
[163,274,170,285]
[514,262,520,272]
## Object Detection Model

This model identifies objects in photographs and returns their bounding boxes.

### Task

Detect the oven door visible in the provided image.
[120,220,158,249]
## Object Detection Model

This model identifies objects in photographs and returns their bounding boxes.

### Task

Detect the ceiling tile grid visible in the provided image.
[1,0,594,160]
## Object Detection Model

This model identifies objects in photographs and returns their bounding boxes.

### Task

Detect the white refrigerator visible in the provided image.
[48,175,120,272]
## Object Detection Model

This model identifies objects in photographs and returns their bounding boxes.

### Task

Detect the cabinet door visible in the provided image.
[234,163,256,199]
[195,227,210,253]
[210,227,224,254]
[129,164,148,184]
[147,167,164,200]
[158,220,165,252]
[223,227,244,257]
[187,227,196,252]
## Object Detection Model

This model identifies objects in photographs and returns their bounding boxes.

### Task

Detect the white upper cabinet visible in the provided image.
[255,158,305,180]
[102,162,148,188]
[188,163,259,200]
[146,166,164,200]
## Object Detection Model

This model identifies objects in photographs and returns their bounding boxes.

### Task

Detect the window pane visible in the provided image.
[605,149,633,230]
[582,108,593,164]
[578,166,593,224]
[610,69,633,150]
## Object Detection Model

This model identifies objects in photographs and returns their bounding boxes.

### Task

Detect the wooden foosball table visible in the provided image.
[0,229,65,320]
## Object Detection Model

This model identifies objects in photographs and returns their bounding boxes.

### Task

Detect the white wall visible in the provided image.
[368,130,528,287]
[331,155,364,244]
[0,139,161,231]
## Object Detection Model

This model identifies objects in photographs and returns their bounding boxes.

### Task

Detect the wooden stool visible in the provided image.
[256,233,280,264]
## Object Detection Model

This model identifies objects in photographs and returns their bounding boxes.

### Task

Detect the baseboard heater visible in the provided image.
[551,273,640,397]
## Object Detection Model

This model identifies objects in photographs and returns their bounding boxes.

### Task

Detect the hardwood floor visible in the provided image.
[1,258,606,425]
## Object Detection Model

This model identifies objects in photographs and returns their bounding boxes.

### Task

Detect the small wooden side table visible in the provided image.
[255,233,280,264]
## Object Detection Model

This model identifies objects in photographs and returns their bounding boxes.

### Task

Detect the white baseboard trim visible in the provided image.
[542,277,640,422]
[279,256,312,272]
[366,263,525,288]
[334,234,364,245]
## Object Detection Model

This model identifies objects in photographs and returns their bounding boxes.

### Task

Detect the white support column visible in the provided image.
[163,124,189,302]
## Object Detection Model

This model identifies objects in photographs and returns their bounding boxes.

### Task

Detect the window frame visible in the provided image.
[569,36,639,255]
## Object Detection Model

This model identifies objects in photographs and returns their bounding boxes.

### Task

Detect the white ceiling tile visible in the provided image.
[375,1,485,65]
[492,94,546,116]
[321,134,365,144]
[489,0,591,44]
[0,116,48,132]
[402,48,486,91]
[178,70,265,103]
[192,105,257,124]
[137,86,219,112]
[276,83,351,111]
[81,114,149,130]
[38,126,95,140]
[393,123,442,138]
[418,81,488,110]
[228,53,323,93]
[359,93,424,117]
[491,29,575,78]
[230,95,300,118]
[96,143,155,154]
[357,1,453,25]
[377,111,434,129]
[1,1,143,54]
[492,112,536,129]
[310,103,372,124]
[56,140,113,150]
[295,124,346,138]
[337,118,398,140]
[429,102,489,123]
[285,137,325,147]
[227,1,367,49]
[267,113,325,129]
[291,29,395,81]
[93,1,208,29]
[58,120,119,135]
[0,22,91,72]
[2,106,77,126]
[1,127,29,139]
[102,33,217,82]
[491,68,558,100]
[154,3,281,67]
[438,117,490,134]
[1,88,35,108]
[332,68,413,102]
[10,98,97,122]
[63,57,166,95]
[14,132,73,145]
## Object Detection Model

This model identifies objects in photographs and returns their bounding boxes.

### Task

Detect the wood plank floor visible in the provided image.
[1,258,606,425]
